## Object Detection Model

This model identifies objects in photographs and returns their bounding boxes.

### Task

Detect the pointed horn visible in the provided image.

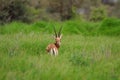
[53,26,57,37]
[58,26,62,37]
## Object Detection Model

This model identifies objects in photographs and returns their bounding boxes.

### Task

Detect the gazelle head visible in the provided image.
[53,26,62,46]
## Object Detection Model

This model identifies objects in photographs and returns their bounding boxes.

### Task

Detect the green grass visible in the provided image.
[0,33,120,80]
[0,19,120,80]
[0,18,120,36]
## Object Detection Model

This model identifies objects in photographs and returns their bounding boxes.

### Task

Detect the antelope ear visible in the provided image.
[60,34,62,39]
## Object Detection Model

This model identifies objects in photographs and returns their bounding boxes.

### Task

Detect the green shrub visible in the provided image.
[101,18,120,27]
[90,6,108,21]
[0,18,120,36]
[99,18,120,36]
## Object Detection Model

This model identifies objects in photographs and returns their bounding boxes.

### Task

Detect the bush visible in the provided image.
[90,6,108,21]
[101,18,120,27]
[0,0,31,24]
[99,18,120,36]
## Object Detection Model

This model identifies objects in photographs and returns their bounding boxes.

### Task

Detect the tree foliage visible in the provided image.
[0,0,30,24]
[0,0,120,24]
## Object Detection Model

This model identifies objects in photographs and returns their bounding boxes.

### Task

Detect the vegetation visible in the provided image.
[0,0,120,24]
[0,18,120,80]
[0,18,120,36]
[0,0,31,24]
[0,0,120,80]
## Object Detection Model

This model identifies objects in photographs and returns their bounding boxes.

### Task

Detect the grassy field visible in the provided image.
[0,19,120,80]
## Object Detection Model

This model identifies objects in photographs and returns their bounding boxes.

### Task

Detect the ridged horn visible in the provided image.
[53,26,57,37]
[58,26,62,37]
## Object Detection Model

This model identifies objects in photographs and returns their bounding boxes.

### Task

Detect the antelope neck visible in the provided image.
[54,43,60,48]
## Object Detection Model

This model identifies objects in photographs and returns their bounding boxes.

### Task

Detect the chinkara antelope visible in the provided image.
[46,26,62,56]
